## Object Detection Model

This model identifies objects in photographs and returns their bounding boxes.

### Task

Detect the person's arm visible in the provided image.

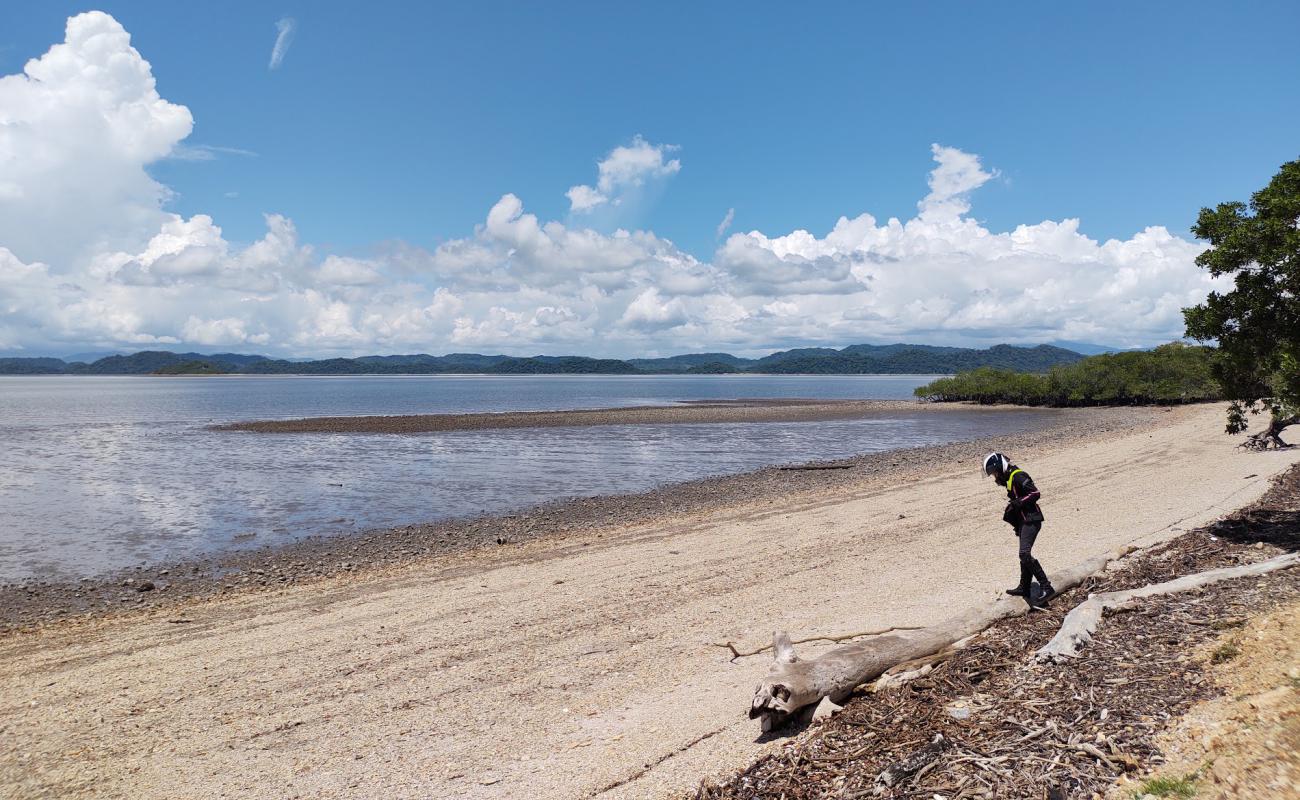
[1009,473,1040,508]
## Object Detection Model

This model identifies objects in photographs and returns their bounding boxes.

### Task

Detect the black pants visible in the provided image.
[1017,521,1041,560]
[1016,522,1050,589]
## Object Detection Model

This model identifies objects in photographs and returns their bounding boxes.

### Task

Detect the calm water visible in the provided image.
[0,375,1055,580]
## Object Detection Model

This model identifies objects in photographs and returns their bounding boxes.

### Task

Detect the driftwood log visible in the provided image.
[748,545,1136,730]
[1035,551,1300,663]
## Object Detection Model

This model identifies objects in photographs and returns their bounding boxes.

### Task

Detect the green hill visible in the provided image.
[0,342,1089,376]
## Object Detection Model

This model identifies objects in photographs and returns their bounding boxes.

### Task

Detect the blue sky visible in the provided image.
[1,3,1297,356]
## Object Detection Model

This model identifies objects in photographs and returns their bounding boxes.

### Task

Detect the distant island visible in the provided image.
[0,343,1086,376]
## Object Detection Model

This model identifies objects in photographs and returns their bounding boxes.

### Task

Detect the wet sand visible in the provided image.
[6,405,1299,800]
[215,398,949,434]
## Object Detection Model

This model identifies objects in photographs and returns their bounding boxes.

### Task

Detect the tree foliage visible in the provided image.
[1183,158,1300,434]
[914,343,1220,406]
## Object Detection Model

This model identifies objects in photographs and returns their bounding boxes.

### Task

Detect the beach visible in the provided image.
[2,403,1298,799]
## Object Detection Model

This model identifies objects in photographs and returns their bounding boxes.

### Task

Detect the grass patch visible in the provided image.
[1210,642,1241,664]
[1133,773,1198,797]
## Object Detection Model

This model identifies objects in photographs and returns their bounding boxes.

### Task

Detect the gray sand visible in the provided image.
[215,398,946,434]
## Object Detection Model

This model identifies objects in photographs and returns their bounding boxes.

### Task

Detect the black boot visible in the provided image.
[1029,559,1056,605]
[1006,559,1032,598]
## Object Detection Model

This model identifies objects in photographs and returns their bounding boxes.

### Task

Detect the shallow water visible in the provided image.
[0,375,1054,580]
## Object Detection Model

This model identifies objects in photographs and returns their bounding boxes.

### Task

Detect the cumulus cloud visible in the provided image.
[269,17,296,70]
[318,255,383,287]
[620,288,689,330]
[182,316,270,346]
[708,139,1215,347]
[918,143,998,220]
[0,13,1227,358]
[566,135,681,212]
[0,11,192,267]
[564,184,606,213]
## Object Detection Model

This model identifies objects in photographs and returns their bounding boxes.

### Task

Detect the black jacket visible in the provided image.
[1001,467,1045,527]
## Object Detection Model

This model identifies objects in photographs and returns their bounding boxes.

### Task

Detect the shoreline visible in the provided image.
[4,403,1298,800]
[213,398,954,434]
[2,403,1143,633]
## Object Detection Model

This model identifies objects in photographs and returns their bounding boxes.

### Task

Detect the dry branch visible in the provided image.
[874,734,949,791]
[713,627,923,661]
[748,545,1136,730]
[1035,551,1300,663]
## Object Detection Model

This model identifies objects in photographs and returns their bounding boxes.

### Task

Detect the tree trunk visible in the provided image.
[1034,552,1300,663]
[1246,414,1299,450]
[748,546,1135,730]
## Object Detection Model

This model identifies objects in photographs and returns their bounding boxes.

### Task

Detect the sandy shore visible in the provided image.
[215,398,944,434]
[2,404,1298,799]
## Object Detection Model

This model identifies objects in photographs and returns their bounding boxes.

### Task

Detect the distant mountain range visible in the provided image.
[0,343,1086,376]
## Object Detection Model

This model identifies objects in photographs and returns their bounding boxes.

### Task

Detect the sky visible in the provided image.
[1,2,1298,358]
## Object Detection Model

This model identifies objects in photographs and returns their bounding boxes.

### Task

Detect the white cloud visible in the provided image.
[620,288,689,330]
[715,208,735,239]
[0,11,192,268]
[318,255,383,286]
[0,13,1228,359]
[182,316,269,346]
[269,17,296,70]
[168,144,258,162]
[566,135,681,213]
[564,185,606,213]
[918,143,998,221]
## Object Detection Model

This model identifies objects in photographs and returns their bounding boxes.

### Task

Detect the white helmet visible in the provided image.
[983,452,1009,477]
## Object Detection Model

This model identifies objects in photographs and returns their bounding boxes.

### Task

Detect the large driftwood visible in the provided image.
[748,545,1135,730]
[1035,552,1300,664]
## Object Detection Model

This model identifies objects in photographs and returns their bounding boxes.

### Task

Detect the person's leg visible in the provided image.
[1020,522,1056,604]
[1008,523,1038,600]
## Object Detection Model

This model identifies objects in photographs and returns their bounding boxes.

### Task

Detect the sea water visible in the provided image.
[0,375,1055,579]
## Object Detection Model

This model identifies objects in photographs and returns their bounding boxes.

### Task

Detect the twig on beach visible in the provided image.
[712,627,924,661]
[778,464,855,471]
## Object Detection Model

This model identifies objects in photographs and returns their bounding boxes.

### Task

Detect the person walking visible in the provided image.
[983,452,1056,609]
